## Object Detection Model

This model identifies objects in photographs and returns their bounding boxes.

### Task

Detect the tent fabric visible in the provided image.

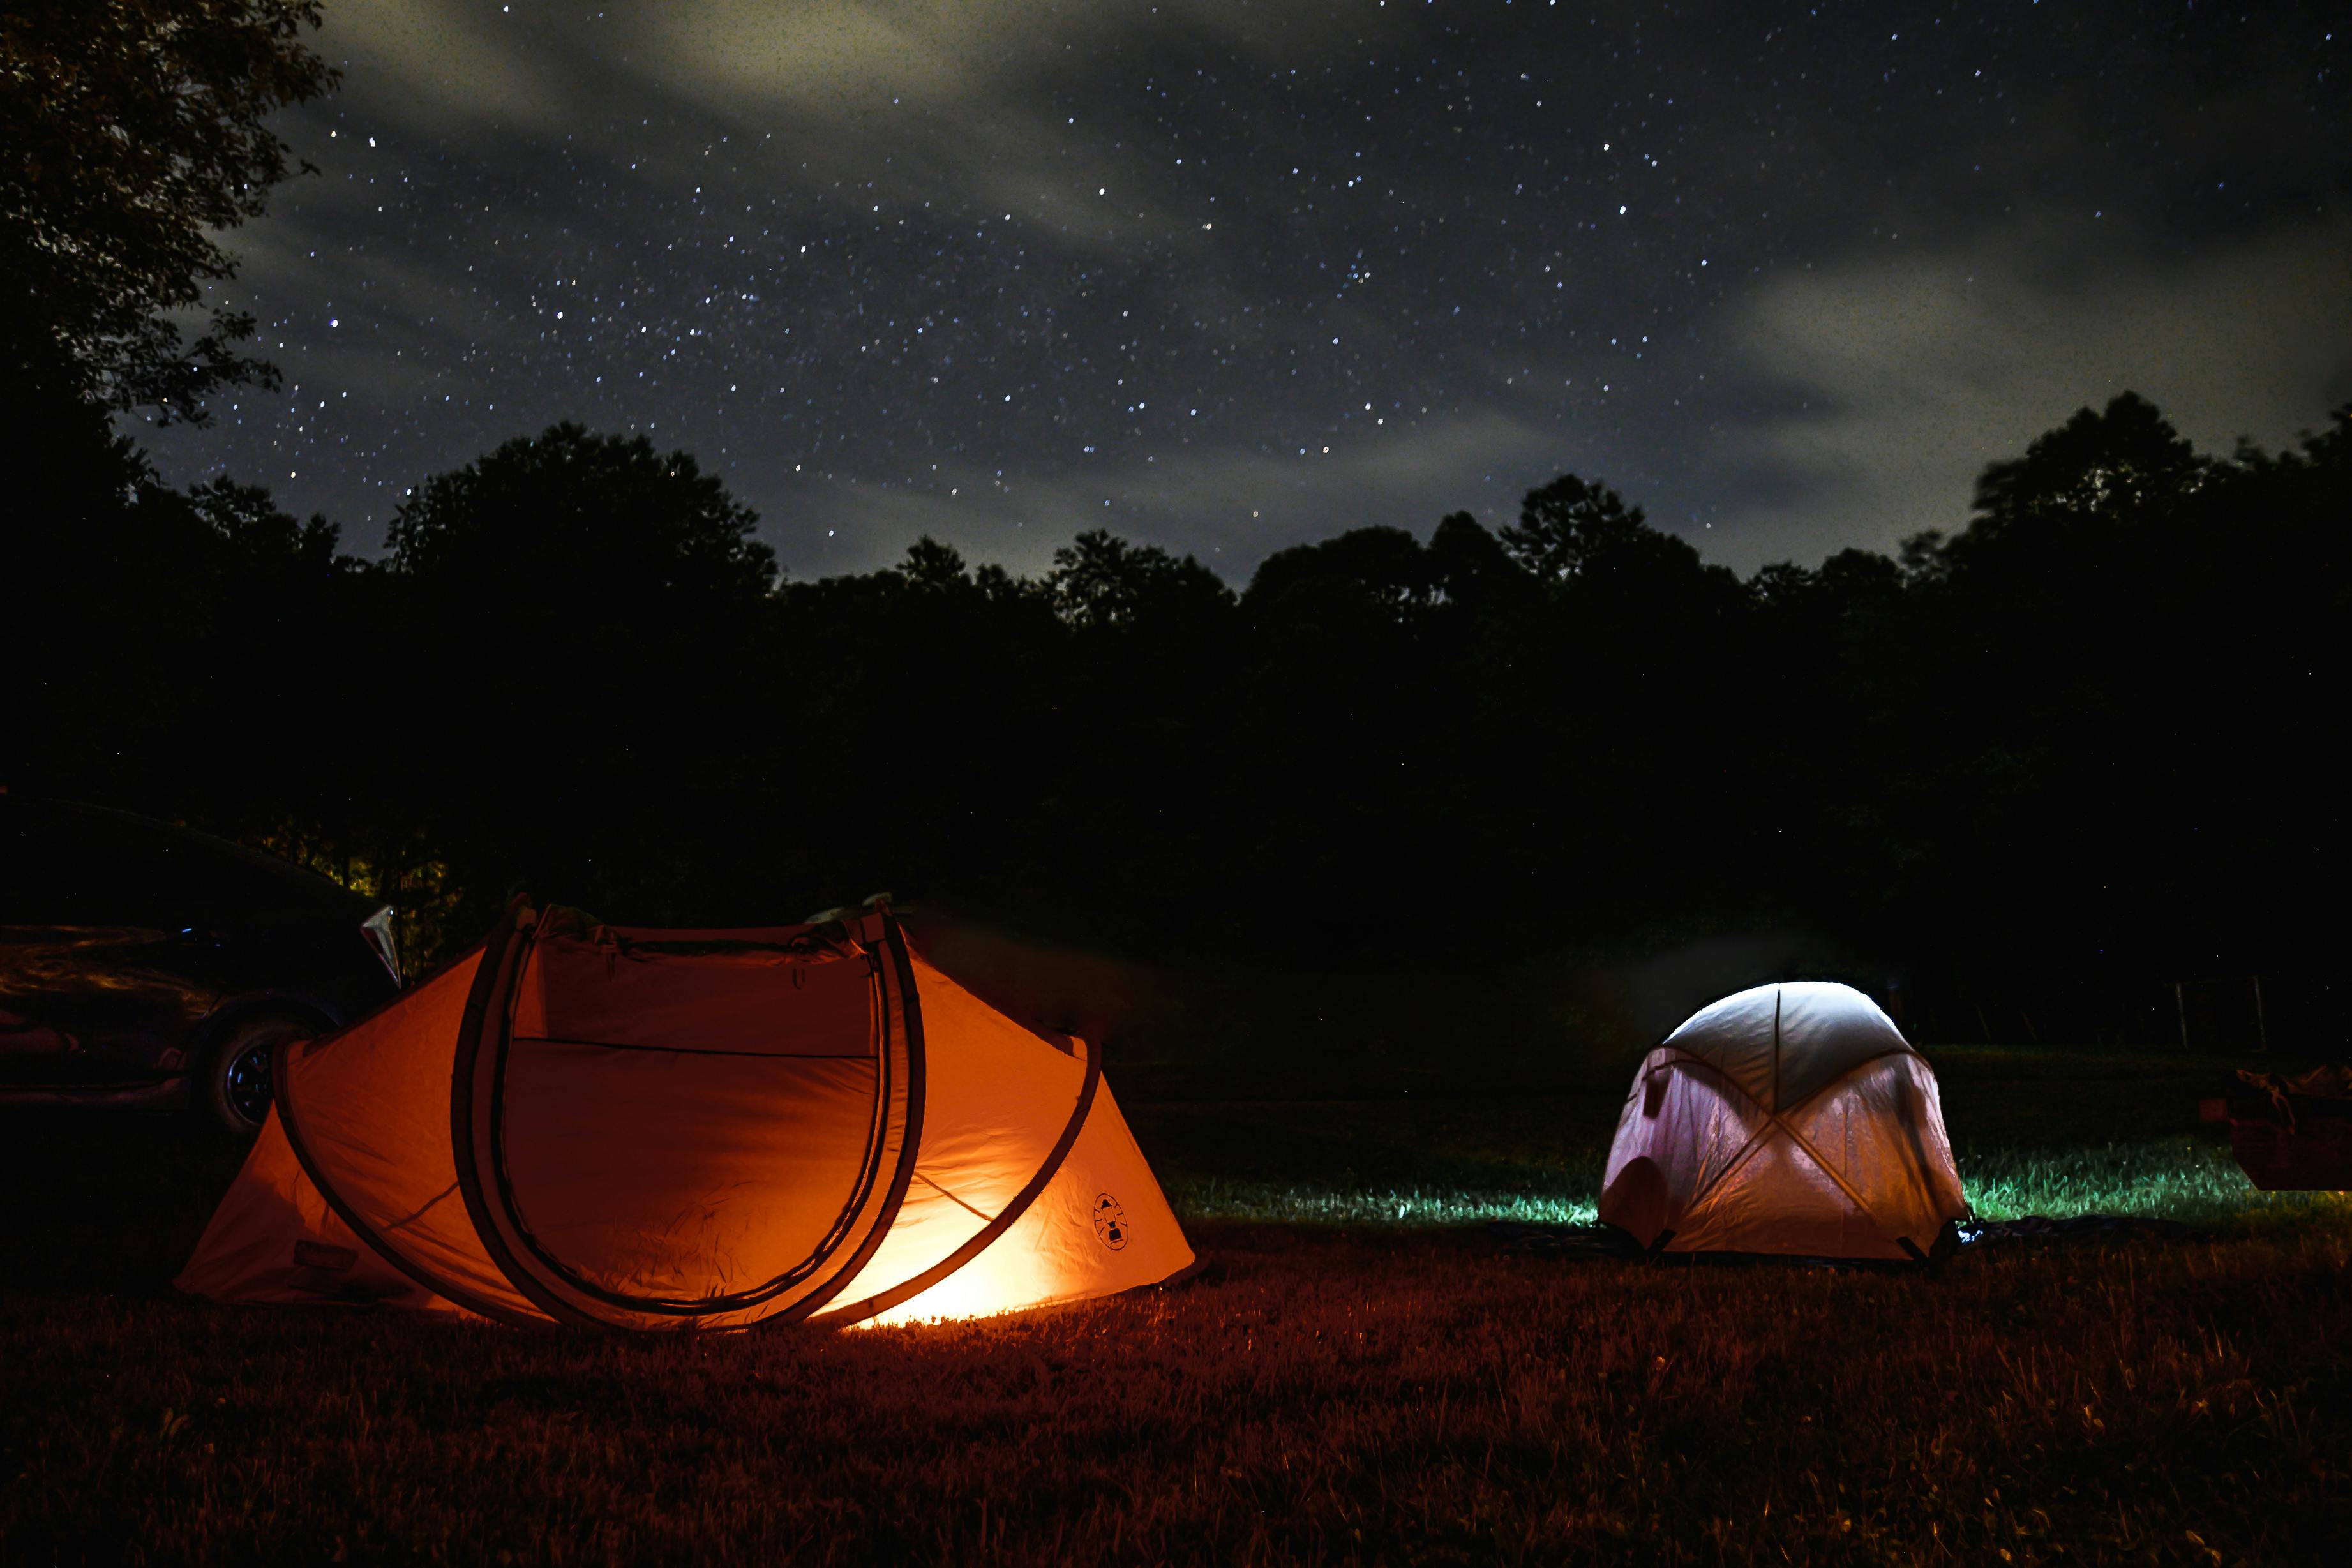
[177,902,1193,1329]
[1598,982,1969,1260]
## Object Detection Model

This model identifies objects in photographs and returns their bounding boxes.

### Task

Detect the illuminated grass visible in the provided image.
[1958,1137,2352,1227]
[1135,1046,2344,1236]
[1168,1177,1599,1228]
[1164,1134,2349,1234]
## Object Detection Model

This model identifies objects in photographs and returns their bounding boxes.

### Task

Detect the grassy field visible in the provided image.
[3,1042,2348,1564]
[1140,1047,2347,1232]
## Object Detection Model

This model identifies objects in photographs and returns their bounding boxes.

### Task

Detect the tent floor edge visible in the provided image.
[813,1253,1214,1334]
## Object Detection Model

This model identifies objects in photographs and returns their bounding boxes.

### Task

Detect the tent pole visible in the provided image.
[2174,982,2190,1052]
[2252,975,2269,1054]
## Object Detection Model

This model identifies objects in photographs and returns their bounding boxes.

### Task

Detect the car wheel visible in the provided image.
[198,1013,316,1136]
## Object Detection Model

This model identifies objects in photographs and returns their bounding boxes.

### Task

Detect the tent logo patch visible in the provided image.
[1093,1192,1129,1250]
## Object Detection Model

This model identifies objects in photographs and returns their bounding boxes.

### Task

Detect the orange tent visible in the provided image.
[177,900,1195,1329]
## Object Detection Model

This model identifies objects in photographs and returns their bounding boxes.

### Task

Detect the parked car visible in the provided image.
[0,795,401,1133]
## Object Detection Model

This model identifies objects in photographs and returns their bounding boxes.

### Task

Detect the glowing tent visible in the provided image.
[178,900,1194,1329]
[1598,981,1968,1260]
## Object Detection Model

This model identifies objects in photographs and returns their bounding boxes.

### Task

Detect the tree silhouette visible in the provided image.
[1,0,336,423]
[1501,474,1692,585]
[1047,529,1234,630]
[0,1,341,819]
[387,423,775,607]
[380,425,777,930]
[1966,391,2208,541]
[13,375,2347,1045]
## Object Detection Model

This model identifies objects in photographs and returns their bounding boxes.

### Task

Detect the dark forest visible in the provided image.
[5,0,2345,1054]
[9,384,2346,1047]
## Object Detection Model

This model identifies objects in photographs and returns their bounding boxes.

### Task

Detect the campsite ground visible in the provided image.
[2,1045,2346,1565]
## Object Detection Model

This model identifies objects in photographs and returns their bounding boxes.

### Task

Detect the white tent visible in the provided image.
[1598,981,1969,1260]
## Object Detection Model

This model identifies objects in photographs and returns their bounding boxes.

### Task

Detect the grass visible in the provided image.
[1127,1046,2348,1232]
[1151,1135,2344,1232]
[3,1040,2348,1564]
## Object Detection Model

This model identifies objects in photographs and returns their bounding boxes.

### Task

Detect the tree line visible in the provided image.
[5,3,2344,1046]
[8,392,2348,1044]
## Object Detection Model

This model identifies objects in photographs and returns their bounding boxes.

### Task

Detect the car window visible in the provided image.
[0,801,290,929]
[0,800,88,923]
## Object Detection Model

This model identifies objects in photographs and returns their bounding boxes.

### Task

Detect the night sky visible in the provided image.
[142,1,2351,580]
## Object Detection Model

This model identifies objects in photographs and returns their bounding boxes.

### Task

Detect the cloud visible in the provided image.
[638,1,1328,112]
[767,408,1559,584]
[641,1,1035,113]
[1709,216,2352,569]
[622,1,1375,248]
[311,0,575,128]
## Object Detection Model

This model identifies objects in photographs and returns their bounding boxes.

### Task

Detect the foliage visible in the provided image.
[1047,527,1233,629]
[0,1,340,828]
[370,424,784,934]
[0,0,335,422]
[385,423,776,601]
[13,396,2350,1045]
[1501,471,1704,588]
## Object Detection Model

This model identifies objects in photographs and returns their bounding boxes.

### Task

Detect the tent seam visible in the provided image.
[818,1031,1102,1327]
[911,1170,993,1223]
[271,953,548,1329]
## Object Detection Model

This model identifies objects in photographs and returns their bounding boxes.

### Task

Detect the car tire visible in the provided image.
[197,1013,317,1136]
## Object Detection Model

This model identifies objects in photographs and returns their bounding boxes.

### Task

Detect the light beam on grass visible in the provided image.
[1956,1139,2351,1225]
[1168,1178,1598,1227]
[1170,1140,2350,1231]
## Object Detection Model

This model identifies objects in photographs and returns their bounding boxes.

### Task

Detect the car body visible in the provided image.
[0,795,401,1131]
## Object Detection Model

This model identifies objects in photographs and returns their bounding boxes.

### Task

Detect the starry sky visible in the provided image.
[142,1,2351,581]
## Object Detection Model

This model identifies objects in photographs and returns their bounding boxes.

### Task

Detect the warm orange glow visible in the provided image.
[849,1240,1065,1327]
[177,911,1195,1330]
